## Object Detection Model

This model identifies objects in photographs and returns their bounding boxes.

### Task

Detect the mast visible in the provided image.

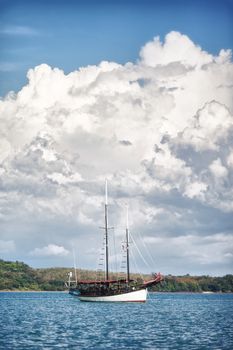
[105,180,109,281]
[126,205,130,283]
[72,247,78,286]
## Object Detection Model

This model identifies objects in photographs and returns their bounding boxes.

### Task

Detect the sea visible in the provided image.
[0,292,232,349]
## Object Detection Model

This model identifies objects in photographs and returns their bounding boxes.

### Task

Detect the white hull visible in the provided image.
[79,288,147,302]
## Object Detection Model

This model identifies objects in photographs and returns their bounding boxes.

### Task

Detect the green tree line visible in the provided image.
[153,274,233,293]
[0,259,232,292]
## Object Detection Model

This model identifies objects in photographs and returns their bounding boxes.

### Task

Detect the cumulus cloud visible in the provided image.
[209,158,228,178]
[178,101,233,151]
[0,31,232,274]
[30,244,69,257]
[139,31,214,68]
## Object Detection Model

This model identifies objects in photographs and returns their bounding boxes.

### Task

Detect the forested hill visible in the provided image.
[0,259,233,292]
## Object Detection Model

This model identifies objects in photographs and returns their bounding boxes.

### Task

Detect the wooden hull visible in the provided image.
[78,288,147,302]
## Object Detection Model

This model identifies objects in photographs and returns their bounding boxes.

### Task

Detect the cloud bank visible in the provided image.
[0,31,232,275]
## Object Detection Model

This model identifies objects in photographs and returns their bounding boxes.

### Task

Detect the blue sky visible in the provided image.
[0,0,232,96]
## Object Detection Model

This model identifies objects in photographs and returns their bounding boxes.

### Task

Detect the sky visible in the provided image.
[0,0,233,276]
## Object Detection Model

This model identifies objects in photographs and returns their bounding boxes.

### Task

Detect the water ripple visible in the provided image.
[0,292,232,349]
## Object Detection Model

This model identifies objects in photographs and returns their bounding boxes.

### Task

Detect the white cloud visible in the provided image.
[179,101,233,151]
[184,181,207,199]
[0,31,232,274]
[139,31,213,68]
[30,244,69,257]
[209,158,228,178]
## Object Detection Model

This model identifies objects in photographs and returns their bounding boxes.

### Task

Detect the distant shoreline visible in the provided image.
[1,259,232,293]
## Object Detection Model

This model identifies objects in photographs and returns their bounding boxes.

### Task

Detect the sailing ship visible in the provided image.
[68,181,163,302]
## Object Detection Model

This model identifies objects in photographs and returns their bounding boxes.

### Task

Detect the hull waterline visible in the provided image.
[78,288,148,302]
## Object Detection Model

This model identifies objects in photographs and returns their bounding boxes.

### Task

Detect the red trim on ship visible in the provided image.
[78,272,163,287]
[143,272,163,287]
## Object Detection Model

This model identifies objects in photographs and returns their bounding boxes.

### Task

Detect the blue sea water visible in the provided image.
[0,292,233,349]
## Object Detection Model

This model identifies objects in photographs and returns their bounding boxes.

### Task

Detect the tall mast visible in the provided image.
[105,180,109,281]
[72,247,78,286]
[126,205,130,283]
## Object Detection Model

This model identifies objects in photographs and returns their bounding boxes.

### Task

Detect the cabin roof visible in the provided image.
[78,279,135,285]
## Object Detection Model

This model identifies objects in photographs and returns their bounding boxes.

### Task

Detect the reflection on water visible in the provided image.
[0,292,233,349]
